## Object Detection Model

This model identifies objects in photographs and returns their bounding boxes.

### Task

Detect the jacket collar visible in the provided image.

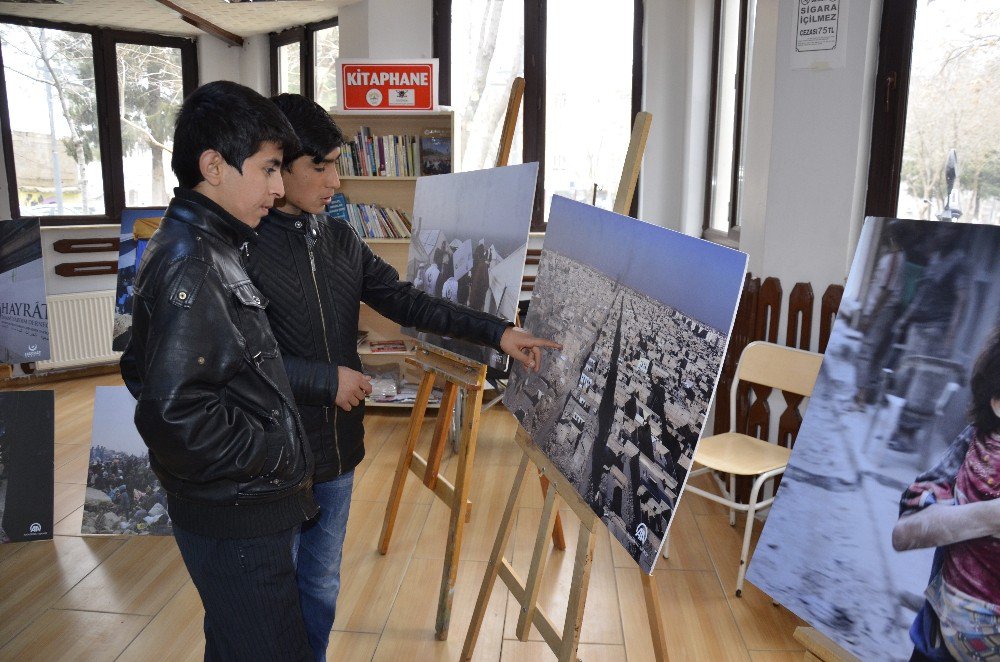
[167,188,258,249]
[263,207,311,236]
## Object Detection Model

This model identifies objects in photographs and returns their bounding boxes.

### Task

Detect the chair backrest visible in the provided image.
[728,341,824,432]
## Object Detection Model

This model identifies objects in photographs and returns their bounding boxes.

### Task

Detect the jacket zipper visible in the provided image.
[307,239,343,476]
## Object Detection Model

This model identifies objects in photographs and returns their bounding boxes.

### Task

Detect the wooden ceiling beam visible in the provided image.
[155,0,245,47]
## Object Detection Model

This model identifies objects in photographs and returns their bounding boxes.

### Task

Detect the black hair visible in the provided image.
[270,93,345,168]
[171,80,300,189]
[970,328,1000,435]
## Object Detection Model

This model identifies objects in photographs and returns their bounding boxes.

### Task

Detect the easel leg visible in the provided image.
[539,473,567,551]
[435,384,484,640]
[378,371,435,555]
[423,381,459,490]
[461,454,530,661]
[642,572,669,661]
[517,483,560,639]
[557,521,597,662]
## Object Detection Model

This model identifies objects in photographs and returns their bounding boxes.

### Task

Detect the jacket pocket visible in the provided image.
[231,282,280,361]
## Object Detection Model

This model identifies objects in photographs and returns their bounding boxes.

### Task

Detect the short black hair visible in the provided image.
[270,93,345,168]
[171,80,300,189]
[970,328,1000,435]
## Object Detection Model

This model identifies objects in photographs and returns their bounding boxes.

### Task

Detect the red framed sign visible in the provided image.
[337,59,438,111]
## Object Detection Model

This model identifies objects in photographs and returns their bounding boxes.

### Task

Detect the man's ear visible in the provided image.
[992,397,1000,420]
[198,149,225,186]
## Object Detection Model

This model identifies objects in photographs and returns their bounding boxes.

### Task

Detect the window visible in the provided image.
[866,0,1000,225]
[269,19,340,109]
[703,0,751,236]
[438,0,643,228]
[0,18,197,224]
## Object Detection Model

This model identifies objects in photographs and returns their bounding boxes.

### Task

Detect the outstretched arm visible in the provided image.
[892,499,1000,551]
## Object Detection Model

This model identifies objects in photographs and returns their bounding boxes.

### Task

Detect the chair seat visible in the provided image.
[694,432,792,476]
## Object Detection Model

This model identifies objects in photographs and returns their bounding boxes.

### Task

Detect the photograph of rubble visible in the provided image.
[0,390,53,544]
[748,219,1000,661]
[0,218,49,364]
[505,196,747,572]
[402,163,536,368]
[83,386,171,535]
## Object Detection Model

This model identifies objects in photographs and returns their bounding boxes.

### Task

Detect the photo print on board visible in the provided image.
[402,163,536,368]
[0,390,54,544]
[83,386,171,535]
[748,218,1000,661]
[112,209,165,352]
[504,196,748,573]
[0,219,49,364]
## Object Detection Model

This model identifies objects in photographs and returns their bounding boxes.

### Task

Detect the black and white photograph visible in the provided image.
[0,218,49,364]
[0,390,54,544]
[112,209,164,352]
[504,196,747,573]
[403,163,536,368]
[748,218,1000,661]
[83,386,171,535]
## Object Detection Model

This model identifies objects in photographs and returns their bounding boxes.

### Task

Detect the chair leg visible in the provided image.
[736,475,765,597]
[728,474,737,527]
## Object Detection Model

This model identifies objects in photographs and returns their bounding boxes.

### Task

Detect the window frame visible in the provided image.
[701,0,751,239]
[434,0,644,230]
[0,15,198,227]
[863,0,918,218]
[268,17,339,102]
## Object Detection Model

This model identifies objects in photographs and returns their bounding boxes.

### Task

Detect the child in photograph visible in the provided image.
[119,80,317,660]
[892,328,1000,661]
[244,93,560,662]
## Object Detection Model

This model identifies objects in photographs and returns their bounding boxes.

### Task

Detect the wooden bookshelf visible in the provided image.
[333,110,455,408]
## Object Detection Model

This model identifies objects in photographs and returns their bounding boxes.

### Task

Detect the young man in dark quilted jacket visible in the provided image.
[245,93,559,661]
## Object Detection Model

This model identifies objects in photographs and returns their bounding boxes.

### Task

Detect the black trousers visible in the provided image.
[173,524,311,662]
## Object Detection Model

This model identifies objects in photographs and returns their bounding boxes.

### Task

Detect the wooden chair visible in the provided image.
[683,341,823,597]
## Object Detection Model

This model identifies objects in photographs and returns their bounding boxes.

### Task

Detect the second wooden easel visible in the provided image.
[377,77,528,642]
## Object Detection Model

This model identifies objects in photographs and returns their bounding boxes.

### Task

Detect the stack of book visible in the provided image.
[327,193,413,239]
[337,126,419,177]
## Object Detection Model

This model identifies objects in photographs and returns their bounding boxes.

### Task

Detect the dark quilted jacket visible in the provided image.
[245,208,511,482]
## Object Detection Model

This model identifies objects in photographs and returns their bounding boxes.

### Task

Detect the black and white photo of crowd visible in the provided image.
[505,197,747,572]
[402,163,536,368]
[748,219,1000,661]
[84,386,171,535]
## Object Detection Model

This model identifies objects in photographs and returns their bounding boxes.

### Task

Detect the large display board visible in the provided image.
[748,218,1000,661]
[83,386,171,535]
[0,390,54,544]
[402,163,536,369]
[0,219,49,364]
[505,196,747,572]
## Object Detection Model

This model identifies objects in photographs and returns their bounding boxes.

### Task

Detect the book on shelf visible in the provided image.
[336,126,420,178]
[368,340,407,353]
[420,128,451,175]
[326,193,413,239]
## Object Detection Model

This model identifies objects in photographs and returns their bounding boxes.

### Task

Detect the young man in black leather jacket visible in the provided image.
[121,81,316,661]
[245,93,559,661]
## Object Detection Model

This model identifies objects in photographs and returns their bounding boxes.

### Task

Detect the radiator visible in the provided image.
[36,289,119,371]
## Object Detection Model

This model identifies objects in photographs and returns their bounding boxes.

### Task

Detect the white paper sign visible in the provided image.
[792,0,848,70]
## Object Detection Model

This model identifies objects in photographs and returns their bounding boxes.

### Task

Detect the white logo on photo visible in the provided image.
[28,522,42,534]
[635,522,648,545]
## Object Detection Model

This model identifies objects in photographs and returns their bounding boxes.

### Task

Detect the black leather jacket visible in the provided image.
[245,209,511,483]
[121,190,317,538]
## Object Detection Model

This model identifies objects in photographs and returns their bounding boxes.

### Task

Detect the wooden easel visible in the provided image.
[793,627,860,662]
[464,110,669,662]
[378,78,530,641]
[378,343,486,640]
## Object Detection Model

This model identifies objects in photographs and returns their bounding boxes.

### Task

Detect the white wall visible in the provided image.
[198,33,269,94]
[338,0,432,59]
[740,0,882,296]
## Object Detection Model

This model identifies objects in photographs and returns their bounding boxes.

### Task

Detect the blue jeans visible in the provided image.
[292,470,354,662]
